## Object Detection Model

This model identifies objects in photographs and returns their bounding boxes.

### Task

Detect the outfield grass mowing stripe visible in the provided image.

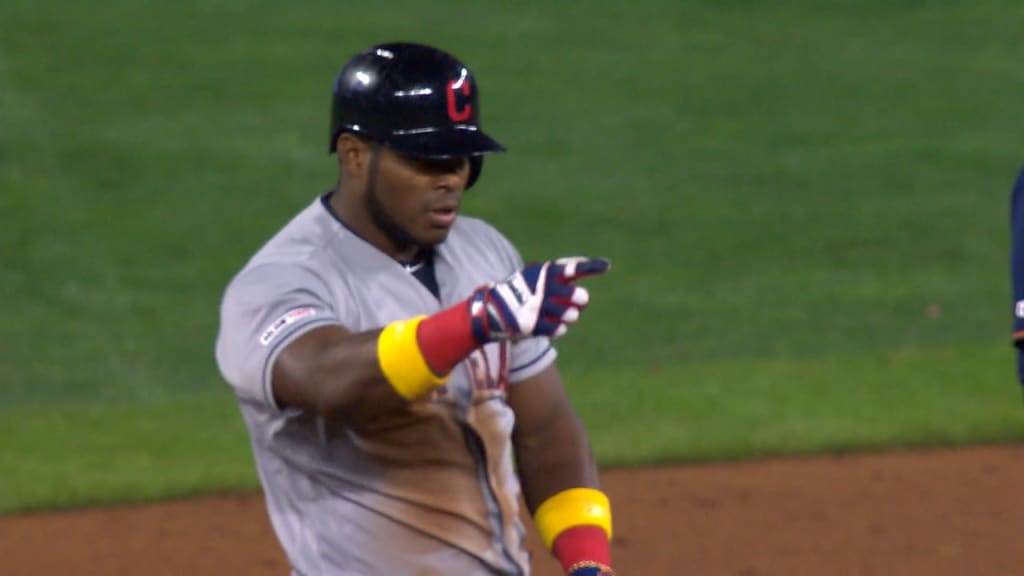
[3,344,1021,512]
[565,343,1024,466]
[0,393,257,513]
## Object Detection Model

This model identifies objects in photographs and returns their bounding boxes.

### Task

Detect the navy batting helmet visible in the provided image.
[329,42,505,189]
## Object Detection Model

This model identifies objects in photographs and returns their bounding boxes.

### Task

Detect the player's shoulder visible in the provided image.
[223,198,337,292]
[449,215,515,250]
[444,215,522,272]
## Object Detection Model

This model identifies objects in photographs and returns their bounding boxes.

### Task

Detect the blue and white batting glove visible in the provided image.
[469,256,610,342]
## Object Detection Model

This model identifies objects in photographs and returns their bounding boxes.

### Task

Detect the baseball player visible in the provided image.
[215,42,615,575]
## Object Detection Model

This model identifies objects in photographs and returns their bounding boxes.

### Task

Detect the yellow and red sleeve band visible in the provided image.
[534,486,613,546]
[555,526,613,574]
[376,316,449,400]
[416,300,479,374]
[377,303,480,400]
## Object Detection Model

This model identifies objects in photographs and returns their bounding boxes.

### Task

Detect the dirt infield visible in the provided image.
[3,443,1022,575]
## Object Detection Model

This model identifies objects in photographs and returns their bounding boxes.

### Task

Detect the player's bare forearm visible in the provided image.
[271,257,610,422]
[510,365,614,575]
[516,410,600,512]
[508,365,601,512]
[272,325,409,420]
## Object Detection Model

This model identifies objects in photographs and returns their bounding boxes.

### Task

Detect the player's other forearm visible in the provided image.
[518,419,614,575]
[514,411,600,511]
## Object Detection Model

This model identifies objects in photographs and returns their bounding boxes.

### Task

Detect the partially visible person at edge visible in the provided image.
[215,41,616,576]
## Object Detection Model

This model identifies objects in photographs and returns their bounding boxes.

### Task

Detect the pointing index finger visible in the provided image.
[555,256,611,280]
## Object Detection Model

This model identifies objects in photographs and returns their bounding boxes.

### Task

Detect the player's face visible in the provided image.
[369,148,471,250]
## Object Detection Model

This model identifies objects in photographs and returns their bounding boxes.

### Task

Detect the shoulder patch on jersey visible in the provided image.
[260,307,317,346]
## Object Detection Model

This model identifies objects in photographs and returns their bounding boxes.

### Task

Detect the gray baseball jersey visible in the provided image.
[215,194,556,576]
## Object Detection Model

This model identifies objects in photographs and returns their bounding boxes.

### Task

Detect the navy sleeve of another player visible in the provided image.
[1009,166,1024,387]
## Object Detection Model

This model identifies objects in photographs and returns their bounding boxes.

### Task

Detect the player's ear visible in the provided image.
[337,133,370,178]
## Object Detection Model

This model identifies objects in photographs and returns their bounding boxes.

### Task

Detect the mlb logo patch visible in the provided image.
[260,307,317,346]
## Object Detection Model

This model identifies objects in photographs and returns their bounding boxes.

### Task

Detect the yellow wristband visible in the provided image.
[377,316,448,400]
[533,487,613,550]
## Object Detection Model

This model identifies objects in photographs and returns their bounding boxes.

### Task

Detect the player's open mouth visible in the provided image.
[429,207,458,228]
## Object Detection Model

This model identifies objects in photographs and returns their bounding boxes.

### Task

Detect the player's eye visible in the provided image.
[409,156,468,175]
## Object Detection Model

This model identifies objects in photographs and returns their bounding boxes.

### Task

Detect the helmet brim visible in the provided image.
[384,125,506,158]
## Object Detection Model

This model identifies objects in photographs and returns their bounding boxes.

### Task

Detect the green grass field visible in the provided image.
[3,0,1024,512]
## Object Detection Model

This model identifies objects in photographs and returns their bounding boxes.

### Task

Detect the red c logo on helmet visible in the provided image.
[446,79,472,122]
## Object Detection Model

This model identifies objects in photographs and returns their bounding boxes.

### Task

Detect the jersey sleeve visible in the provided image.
[509,337,557,383]
[215,262,342,410]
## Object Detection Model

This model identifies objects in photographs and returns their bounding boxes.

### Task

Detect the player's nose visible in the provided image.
[435,172,469,194]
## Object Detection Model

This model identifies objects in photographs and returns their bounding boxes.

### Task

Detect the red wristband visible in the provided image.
[552,525,612,574]
[416,301,478,376]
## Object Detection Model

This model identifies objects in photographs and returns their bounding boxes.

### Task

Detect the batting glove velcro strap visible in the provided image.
[469,256,610,343]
